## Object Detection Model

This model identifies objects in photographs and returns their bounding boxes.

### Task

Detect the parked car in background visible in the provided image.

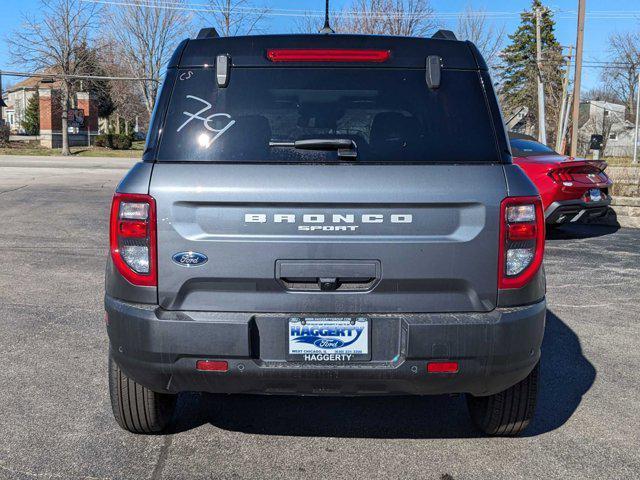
[509,132,613,226]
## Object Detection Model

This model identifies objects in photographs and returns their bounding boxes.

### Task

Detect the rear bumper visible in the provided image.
[105,296,546,397]
[545,197,611,225]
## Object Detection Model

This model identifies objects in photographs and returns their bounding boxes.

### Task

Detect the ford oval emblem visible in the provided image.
[172,251,208,267]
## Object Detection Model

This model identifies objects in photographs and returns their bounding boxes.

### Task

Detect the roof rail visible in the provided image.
[431,30,457,41]
[197,27,220,39]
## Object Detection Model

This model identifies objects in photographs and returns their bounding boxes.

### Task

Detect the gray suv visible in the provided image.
[105,30,546,436]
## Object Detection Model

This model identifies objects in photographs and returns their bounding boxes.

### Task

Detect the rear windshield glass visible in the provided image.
[156,67,499,163]
[510,138,557,157]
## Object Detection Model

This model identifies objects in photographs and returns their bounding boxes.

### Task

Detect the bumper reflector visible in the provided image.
[196,360,228,372]
[427,361,459,373]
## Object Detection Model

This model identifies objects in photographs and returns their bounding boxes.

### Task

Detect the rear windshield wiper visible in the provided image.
[269,138,358,159]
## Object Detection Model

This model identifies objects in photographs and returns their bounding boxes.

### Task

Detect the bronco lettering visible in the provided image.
[244,213,413,223]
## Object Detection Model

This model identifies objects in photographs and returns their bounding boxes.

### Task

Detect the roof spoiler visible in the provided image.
[431,30,457,41]
[197,27,220,39]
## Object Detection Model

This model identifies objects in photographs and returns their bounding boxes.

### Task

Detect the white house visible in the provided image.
[579,100,637,157]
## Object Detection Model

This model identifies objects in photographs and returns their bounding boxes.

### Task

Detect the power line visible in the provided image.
[79,0,640,20]
[82,0,442,18]
[0,70,158,82]
[492,61,639,70]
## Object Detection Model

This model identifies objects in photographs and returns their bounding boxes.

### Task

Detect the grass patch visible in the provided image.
[0,140,144,158]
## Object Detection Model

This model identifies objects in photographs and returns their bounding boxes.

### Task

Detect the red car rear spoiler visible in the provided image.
[555,159,607,172]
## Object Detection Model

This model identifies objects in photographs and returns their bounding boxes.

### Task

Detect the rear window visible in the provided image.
[510,138,557,157]
[156,67,499,163]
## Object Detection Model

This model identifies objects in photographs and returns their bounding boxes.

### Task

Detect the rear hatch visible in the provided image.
[149,40,509,314]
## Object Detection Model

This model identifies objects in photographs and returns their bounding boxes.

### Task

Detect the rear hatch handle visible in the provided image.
[276,260,380,292]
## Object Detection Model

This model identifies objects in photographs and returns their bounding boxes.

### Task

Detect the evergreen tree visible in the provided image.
[76,43,116,119]
[22,91,40,135]
[498,0,564,143]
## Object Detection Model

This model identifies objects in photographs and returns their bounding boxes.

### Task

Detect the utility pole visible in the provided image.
[634,71,640,164]
[555,45,573,153]
[570,0,586,158]
[561,92,573,153]
[535,8,547,145]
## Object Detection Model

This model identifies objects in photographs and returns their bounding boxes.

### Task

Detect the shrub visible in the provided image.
[94,133,132,150]
[112,134,132,150]
[0,124,9,147]
[94,134,109,148]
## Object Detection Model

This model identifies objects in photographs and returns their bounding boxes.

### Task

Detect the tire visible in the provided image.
[466,363,539,436]
[108,351,177,434]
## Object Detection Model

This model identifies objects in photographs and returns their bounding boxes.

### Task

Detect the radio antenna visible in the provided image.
[319,0,335,34]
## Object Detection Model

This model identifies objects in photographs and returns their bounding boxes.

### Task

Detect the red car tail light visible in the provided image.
[498,196,545,289]
[548,162,606,184]
[549,169,573,183]
[109,193,157,287]
[266,48,391,63]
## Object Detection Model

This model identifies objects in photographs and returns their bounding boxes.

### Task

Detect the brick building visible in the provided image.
[1,74,98,147]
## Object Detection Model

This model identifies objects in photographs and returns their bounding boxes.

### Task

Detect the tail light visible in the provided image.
[109,193,157,287]
[549,163,606,184]
[549,169,573,183]
[498,196,545,289]
[266,49,391,63]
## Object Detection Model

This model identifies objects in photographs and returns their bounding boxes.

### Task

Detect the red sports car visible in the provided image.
[509,133,613,226]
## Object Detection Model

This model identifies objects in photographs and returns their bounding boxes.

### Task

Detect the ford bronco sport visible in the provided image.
[106,29,546,436]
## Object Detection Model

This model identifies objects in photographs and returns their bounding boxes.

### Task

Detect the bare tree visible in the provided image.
[456,4,505,65]
[385,0,439,37]
[297,0,442,37]
[583,87,623,105]
[203,0,270,37]
[106,0,189,116]
[297,0,438,36]
[295,10,347,34]
[8,0,102,155]
[602,32,640,122]
[341,0,389,34]
[343,0,439,36]
[97,41,148,135]
[2,78,16,93]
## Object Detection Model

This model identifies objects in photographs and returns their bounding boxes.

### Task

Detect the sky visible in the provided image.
[1,0,639,91]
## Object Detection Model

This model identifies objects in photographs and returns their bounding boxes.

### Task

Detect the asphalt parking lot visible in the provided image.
[1,156,639,479]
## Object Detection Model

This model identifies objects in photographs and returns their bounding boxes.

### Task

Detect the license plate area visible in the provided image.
[287,317,371,362]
